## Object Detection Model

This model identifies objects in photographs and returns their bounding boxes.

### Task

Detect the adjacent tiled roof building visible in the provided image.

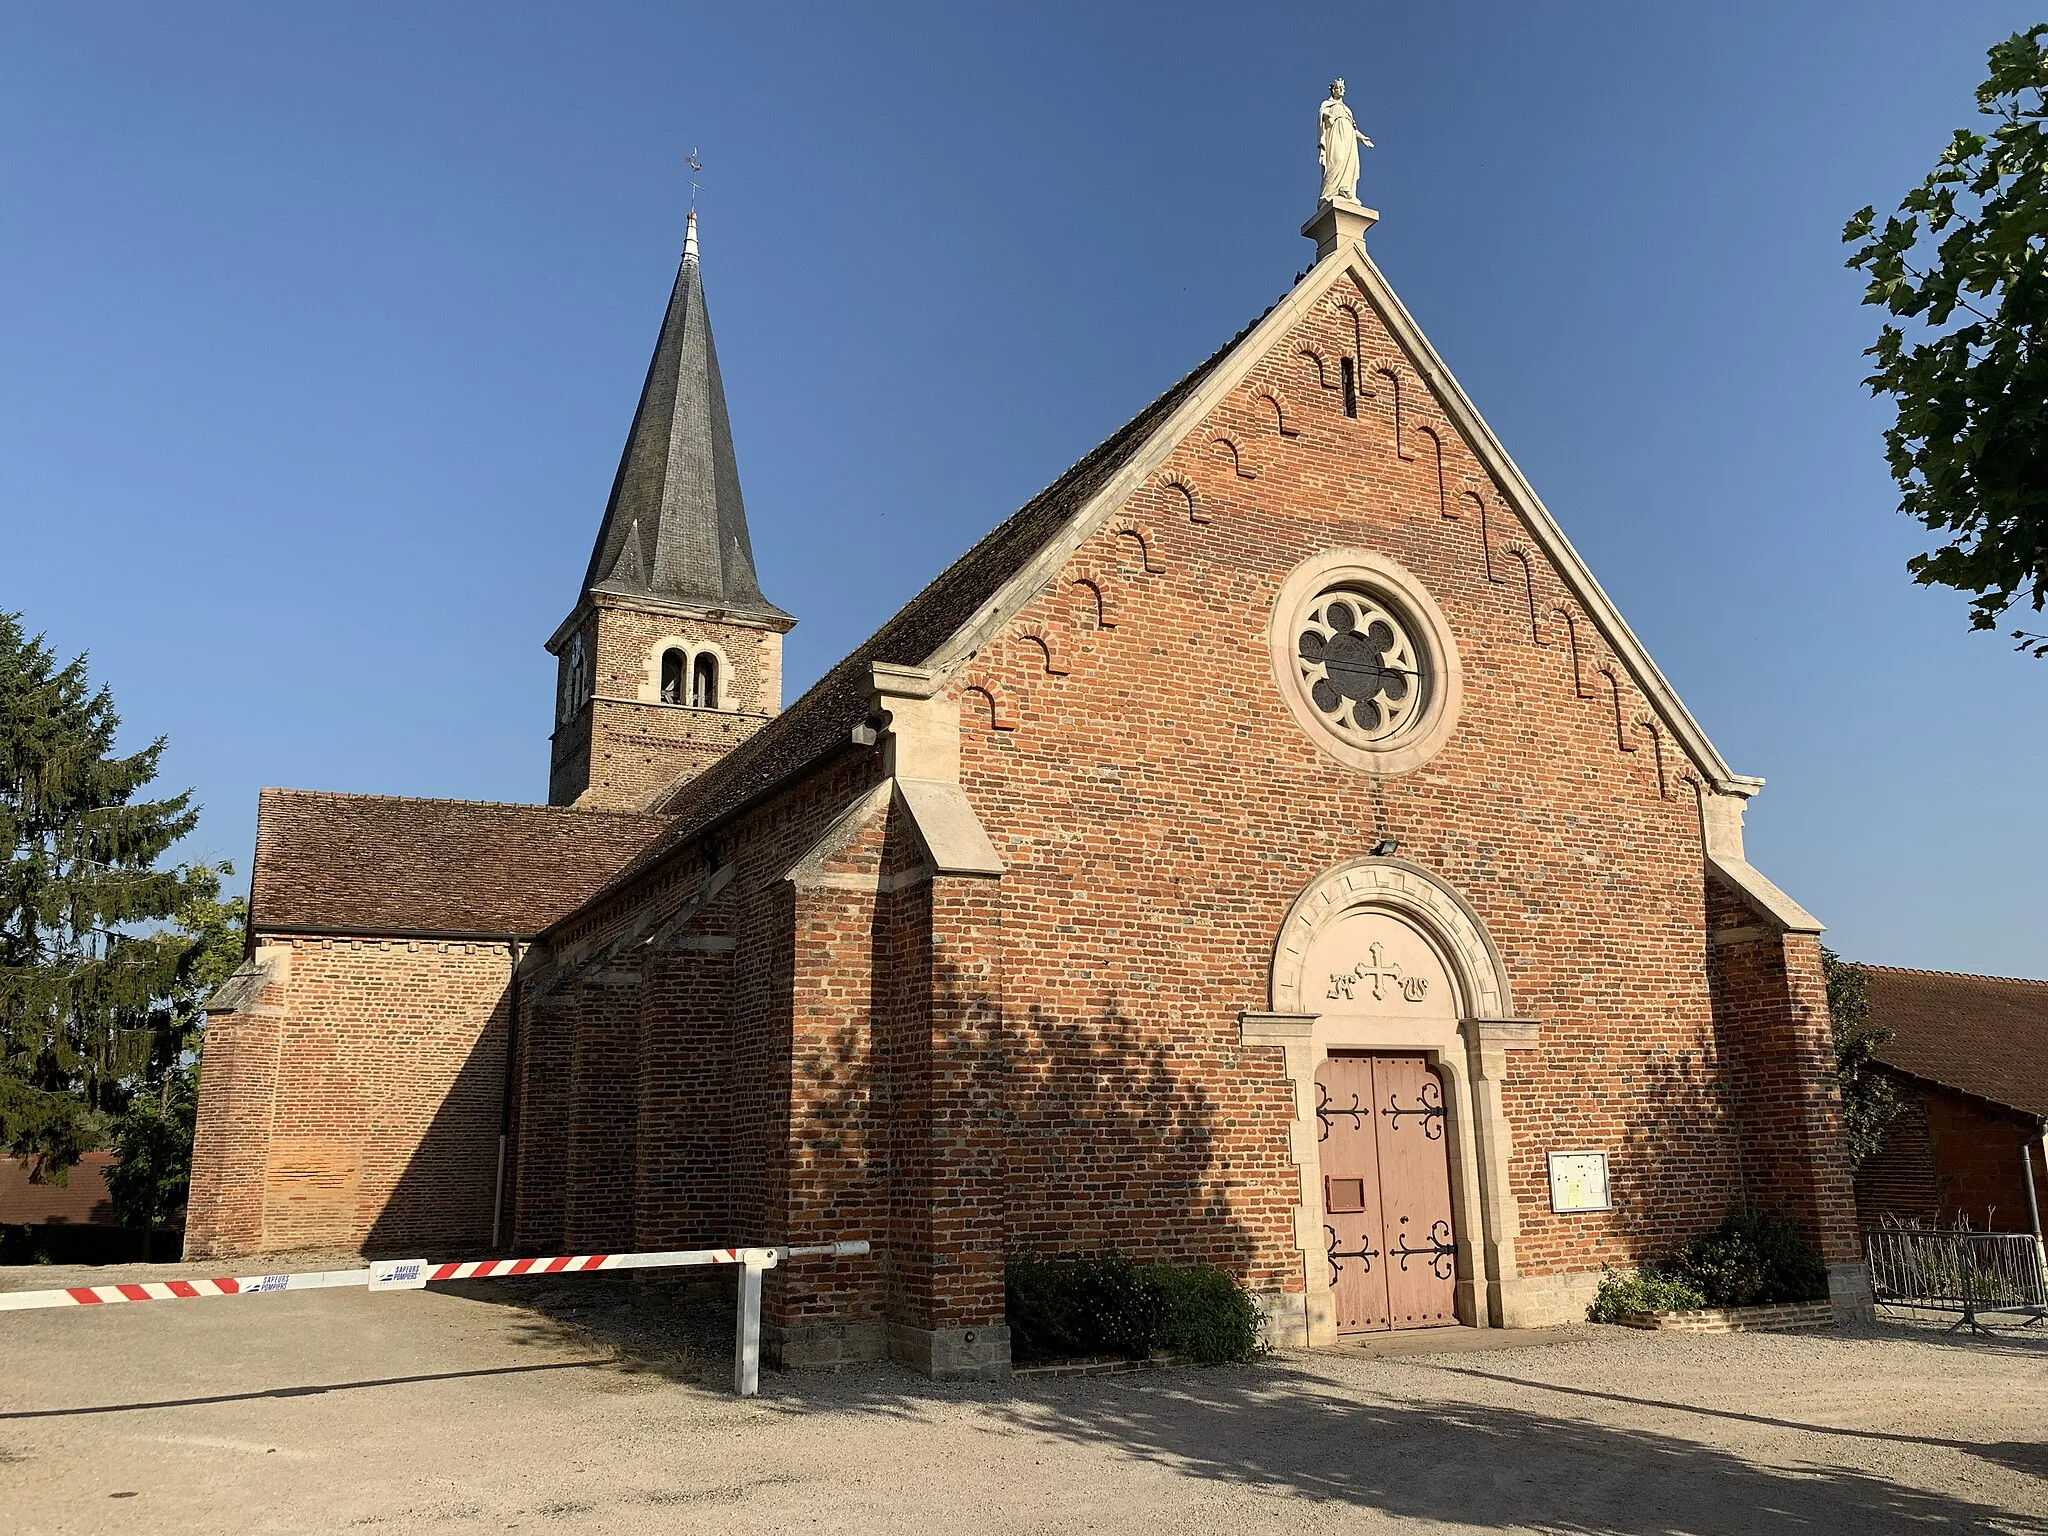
[250,787,668,938]
[1852,965,2046,1233]
[1864,965,2048,1119]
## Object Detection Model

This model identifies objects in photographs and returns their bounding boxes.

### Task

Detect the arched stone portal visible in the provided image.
[1240,857,1541,1342]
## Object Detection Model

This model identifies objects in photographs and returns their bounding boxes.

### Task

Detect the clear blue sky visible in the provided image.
[3,3,2041,976]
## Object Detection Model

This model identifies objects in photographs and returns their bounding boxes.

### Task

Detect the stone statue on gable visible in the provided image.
[1318,78,1374,206]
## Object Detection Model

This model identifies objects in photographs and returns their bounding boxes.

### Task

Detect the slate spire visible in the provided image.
[581,212,786,619]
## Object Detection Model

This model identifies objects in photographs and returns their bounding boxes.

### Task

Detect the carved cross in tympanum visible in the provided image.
[1327,941,1428,1004]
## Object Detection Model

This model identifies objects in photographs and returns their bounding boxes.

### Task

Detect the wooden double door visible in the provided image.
[1316,1053,1459,1332]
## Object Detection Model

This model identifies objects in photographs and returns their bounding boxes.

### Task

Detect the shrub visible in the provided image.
[1589,1211,1830,1322]
[1005,1254,1263,1365]
[1589,1265,1706,1323]
[1139,1262,1264,1364]
[1669,1211,1829,1308]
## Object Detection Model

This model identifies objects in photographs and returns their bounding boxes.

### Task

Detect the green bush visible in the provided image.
[1669,1211,1829,1308]
[1005,1254,1263,1365]
[1589,1211,1829,1322]
[1589,1265,1706,1323]
[1139,1262,1264,1363]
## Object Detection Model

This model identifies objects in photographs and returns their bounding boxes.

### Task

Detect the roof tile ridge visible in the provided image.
[874,289,1289,613]
[263,786,670,821]
[1864,962,2048,985]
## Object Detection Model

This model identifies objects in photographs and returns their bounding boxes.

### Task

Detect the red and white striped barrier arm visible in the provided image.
[0,1241,869,1313]
[0,1265,373,1312]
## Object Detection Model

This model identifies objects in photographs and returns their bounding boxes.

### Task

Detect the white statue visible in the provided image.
[1317,78,1373,206]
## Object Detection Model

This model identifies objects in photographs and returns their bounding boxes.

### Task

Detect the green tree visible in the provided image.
[1822,946,1900,1169]
[1844,26,2048,656]
[103,881,247,1232]
[0,612,216,1181]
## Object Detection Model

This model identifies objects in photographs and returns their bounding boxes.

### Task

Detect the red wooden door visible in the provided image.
[1317,1054,1458,1334]
[1315,1056,1390,1332]
[1373,1056,1458,1328]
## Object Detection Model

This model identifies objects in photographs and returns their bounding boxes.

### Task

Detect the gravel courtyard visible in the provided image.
[3,1260,2045,1535]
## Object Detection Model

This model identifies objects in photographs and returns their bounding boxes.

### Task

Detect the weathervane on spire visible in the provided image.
[683,149,703,262]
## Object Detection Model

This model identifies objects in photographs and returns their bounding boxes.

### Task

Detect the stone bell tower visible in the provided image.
[547,212,794,810]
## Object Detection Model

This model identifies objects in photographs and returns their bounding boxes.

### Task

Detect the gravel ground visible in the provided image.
[2,1257,2045,1534]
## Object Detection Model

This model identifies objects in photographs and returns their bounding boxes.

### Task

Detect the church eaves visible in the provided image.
[580,212,788,622]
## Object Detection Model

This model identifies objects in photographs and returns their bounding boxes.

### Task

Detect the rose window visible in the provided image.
[1296,589,1424,745]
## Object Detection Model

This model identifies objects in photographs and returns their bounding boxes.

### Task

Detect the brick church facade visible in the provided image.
[187,195,1869,1375]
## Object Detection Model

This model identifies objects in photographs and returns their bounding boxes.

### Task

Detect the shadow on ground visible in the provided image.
[790,1355,2048,1535]
[442,1271,738,1388]
[454,1279,2048,1536]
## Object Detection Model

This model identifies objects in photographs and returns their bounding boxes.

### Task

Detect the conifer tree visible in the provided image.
[0,612,214,1180]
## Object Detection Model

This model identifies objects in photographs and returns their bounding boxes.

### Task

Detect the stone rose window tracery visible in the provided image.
[1269,549,1464,776]
[1296,589,1423,745]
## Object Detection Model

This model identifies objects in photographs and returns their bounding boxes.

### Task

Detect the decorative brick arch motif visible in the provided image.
[1372,366,1415,461]
[1067,575,1115,629]
[1112,522,1165,575]
[1297,346,1336,393]
[1211,435,1257,480]
[1015,625,1069,677]
[1269,857,1510,1021]
[1330,299,1367,366]
[961,682,1016,732]
[1550,606,1594,698]
[1253,386,1299,440]
[1415,425,1448,518]
[1155,471,1208,526]
[1501,542,1543,644]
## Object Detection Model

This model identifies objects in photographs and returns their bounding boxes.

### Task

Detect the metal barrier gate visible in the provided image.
[0,1239,872,1396]
[1864,1229,2048,1334]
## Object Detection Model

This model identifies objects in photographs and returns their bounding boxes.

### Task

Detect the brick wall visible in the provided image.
[188,936,514,1259]
[1704,880,1861,1262]
[550,603,783,809]
[508,268,1853,1342]
[1853,1082,1938,1226]
[952,288,1761,1294]
[185,961,286,1260]
[1856,1072,2043,1233]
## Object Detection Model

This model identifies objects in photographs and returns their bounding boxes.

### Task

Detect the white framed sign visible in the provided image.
[1547,1151,1611,1213]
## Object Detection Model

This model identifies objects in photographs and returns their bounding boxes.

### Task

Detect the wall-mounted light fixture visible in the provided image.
[1371,838,1400,857]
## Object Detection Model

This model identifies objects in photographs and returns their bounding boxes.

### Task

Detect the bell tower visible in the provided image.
[547,212,795,810]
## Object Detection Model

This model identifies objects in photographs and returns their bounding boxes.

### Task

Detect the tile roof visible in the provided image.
[1863,964,2048,1120]
[576,296,1283,912]
[251,788,669,938]
[0,1151,119,1227]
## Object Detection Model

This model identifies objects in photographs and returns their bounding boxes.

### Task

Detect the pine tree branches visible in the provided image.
[0,612,223,1181]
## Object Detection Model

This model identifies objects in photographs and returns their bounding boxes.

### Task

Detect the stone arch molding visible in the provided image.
[1269,856,1510,1021]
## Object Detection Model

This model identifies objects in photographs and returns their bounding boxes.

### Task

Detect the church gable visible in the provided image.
[949,264,1708,817]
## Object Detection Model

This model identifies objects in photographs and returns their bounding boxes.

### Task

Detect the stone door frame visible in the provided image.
[1240,856,1540,1342]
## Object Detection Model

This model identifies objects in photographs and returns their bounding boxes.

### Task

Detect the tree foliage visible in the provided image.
[1844,26,2048,656]
[102,884,246,1230]
[0,613,223,1185]
[1822,945,1900,1169]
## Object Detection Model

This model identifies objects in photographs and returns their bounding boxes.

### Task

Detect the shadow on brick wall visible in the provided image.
[360,987,510,1260]
[1004,991,1264,1276]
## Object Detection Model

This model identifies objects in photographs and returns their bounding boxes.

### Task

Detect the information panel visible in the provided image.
[1546,1151,1611,1213]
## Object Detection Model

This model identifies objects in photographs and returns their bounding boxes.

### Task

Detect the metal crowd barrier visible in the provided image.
[0,1239,872,1396]
[1863,1228,2048,1335]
